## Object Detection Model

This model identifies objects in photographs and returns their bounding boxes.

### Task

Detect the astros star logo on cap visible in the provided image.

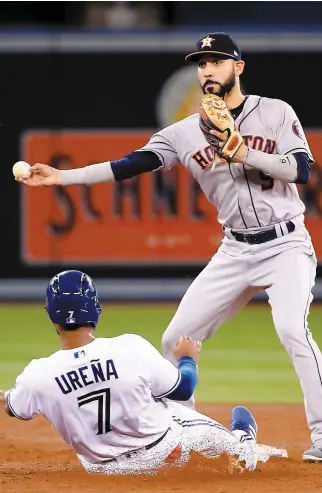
[201,36,214,48]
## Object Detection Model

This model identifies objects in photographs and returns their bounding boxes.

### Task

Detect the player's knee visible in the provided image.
[161,330,178,359]
[276,325,292,346]
[274,317,303,345]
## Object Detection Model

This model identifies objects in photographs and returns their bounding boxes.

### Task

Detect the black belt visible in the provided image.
[229,221,295,245]
[145,427,170,450]
[101,428,170,463]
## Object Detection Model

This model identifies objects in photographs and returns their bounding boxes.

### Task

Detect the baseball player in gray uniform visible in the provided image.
[16,32,321,462]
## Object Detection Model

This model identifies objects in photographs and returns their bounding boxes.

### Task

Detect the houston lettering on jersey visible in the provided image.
[192,136,277,169]
[55,358,119,395]
[243,136,276,153]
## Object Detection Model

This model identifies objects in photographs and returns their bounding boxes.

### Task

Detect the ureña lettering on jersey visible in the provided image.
[192,136,276,169]
[55,359,119,395]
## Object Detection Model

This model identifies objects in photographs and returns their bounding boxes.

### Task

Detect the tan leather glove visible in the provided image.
[199,94,244,163]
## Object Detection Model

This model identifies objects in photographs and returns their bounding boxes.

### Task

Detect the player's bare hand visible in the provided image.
[15,163,62,187]
[0,389,8,402]
[210,129,226,143]
[174,335,201,364]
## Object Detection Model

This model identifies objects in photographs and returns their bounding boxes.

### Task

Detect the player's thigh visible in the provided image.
[162,250,256,355]
[168,402,227,429]
[168,402,238,454]
[266,250,316,337]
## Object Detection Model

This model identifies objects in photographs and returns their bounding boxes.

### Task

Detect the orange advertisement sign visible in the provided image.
[21,131,222,265]
[21,130,322,265]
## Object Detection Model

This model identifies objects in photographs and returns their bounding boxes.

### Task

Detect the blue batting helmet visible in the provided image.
[46,270,102,327]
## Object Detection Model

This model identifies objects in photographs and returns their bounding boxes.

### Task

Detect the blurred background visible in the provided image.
[1,1,322,402]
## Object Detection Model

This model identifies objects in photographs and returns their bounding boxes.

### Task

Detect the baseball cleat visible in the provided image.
[230,406,258,442]
[303,446,322,462]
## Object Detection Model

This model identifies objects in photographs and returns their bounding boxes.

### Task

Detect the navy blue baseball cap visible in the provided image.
[185,32,241,63]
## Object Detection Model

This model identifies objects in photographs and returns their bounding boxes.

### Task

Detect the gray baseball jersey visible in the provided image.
[143,95,322,448]
[141,95,313,230]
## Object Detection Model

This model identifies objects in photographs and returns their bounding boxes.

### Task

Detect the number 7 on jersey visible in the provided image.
[78,388,111,435]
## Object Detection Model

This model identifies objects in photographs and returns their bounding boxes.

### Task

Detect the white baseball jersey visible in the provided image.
[6,334,283,474]
[7,335,181,464]
[141,95,314,230]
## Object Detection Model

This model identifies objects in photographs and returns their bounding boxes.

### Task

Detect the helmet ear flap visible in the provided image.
[96,300,102,315]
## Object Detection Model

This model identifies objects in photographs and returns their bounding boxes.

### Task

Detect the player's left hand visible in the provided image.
[210,129,248,163]
[0,390,8,402]
[174,335,201,364]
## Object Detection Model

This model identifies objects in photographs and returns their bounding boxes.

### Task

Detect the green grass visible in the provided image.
[1,303,322,403]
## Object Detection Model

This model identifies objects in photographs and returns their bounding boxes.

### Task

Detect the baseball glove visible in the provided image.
[199,94,244,163]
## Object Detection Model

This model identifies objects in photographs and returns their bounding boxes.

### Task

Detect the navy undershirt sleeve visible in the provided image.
[293,152,312,184]
[110,151,163,181]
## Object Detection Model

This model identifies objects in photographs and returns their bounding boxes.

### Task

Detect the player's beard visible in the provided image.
[202,71,236,98]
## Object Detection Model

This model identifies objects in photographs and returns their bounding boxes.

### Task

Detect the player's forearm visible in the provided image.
[60,162,115,186]
[166,356,198,401]
[60,151,162,187]
[244,148,301,183]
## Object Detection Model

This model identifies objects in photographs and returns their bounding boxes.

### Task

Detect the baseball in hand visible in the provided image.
[12,161,31,179]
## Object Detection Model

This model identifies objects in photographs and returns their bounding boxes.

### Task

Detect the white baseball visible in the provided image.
[12,161,31,179]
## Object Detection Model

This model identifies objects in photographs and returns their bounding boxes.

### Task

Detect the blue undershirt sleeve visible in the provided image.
[166,356,198,401]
